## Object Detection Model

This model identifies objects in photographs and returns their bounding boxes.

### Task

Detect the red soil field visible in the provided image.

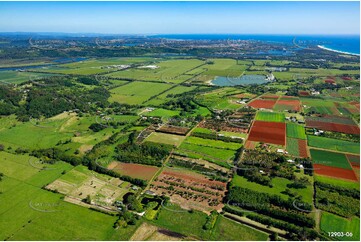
[244,140,256,149]
[248,120,286,145]
[276,99,301,111]
[248,99,277,109]
[314,164,358,181]
[298,139,308,158]
[108,162,159,181]
[299,91,310,96]
[261,95,279,99]
[324,79,336,84]
[341,76,353,81]
[305,120,360,135]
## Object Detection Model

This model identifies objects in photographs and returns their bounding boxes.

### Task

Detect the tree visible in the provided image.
[84,195,91,204]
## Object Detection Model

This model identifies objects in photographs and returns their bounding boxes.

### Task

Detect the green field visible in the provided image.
[143,108,180,118]
[255,111,285,122]
[35,57,151,75]
[144,132,186,147]
[308,136,360,154]
[195,87,243,110]
[310,149,352,170]
[320,212,360,241]
[178,142,235,167]
[107,59,204,82]
[314,175,360,190]
[0,71,56,84]
[286,123,306,139]
[109,81,173,104]
[210,215,269,241]
[183,136,242,150]
[0,151,137,240]
[286,137,300,157]
[144,85,197,106]
[231,174,313,204]
[152,203,210,239]
[301,98,340,115]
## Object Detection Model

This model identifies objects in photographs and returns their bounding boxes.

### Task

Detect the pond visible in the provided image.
[211,75,270,86]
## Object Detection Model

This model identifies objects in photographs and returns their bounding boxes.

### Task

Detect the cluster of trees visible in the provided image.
[315,181,360,217]
[114,209,140,228]
[115,141,172,167]
[76,77,99,86]
[238,150,295,183]
[227,187,315,228]
[203,210,218,230]
[287,177,311,189]
[246,213,319,240]
[237,169,272,187]
[162,96,198,113]
[1,76,111,120]
[0,85,21,115]
[315,181,359,199]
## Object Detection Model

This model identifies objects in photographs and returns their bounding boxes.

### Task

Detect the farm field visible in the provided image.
[248,120,286,145]
[286,137,308,158]
[255,111,285,122]
[305,116,360,135]
[144,132,186,146]
[310,149,353,170]
[34,57,152,75]
[320,212,360,241]
[144,85,197,105]
[106,59,204,82]
[143,108,180,118]
[109,81,173,104]
[311,149,358,181]
[108,161,160,181]
[314,175,360,190]
[151,202,211,239]
[274,98,301,111]
[248,99,277,109]
[0,71,56,84]
[183,136,242,150]
[210,215,269,241]
[0,152,136,241]
[178,142,236,167]
[308,136,360,154]
[286,123,307,139]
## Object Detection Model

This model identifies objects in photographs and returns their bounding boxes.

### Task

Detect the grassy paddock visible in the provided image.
[255,111,285,122]
[308,136,360,154]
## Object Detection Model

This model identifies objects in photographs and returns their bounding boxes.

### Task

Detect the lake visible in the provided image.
[211,75,270,86]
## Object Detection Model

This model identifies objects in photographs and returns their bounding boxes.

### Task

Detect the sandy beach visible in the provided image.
[317,45,360,56]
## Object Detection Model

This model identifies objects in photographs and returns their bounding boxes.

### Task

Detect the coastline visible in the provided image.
[317,45,360,56]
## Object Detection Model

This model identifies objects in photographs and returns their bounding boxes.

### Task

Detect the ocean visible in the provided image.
[152,34,360,55]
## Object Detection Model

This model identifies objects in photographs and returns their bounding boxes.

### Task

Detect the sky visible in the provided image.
[0,1,359,35]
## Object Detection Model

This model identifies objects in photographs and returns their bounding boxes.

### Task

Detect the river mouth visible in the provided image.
[211,75,271,86]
